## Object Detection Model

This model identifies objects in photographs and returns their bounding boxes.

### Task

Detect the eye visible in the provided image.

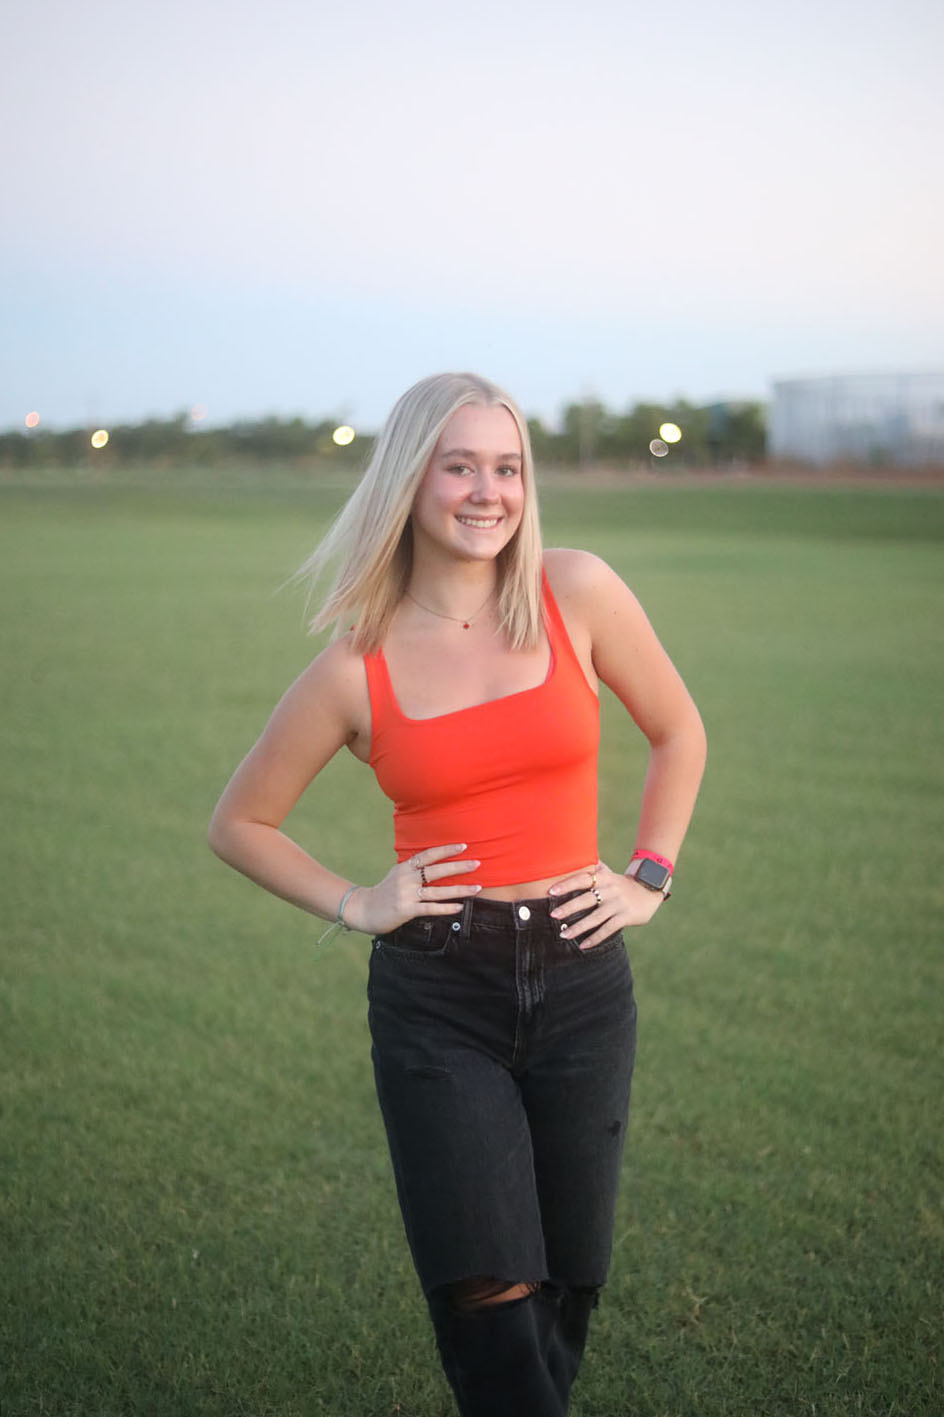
[496,464,520,478]
[446,463,473,476]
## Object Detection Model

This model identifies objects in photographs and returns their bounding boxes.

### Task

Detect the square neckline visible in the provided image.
[374,631,556,725]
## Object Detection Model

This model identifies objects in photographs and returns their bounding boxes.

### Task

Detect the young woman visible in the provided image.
[208,372,706,1416]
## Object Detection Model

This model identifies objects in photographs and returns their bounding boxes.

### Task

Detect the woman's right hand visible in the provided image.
[344,844,481,936]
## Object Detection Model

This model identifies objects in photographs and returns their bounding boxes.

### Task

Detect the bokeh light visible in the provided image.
[649,438,669,458]
[659,422,682,443]
[25,411,40,429]
[190,404,208,422]
[90,429,110,449]
[332,425,355,446]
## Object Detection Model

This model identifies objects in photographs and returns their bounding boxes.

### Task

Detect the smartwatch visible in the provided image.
[627,857,673,898]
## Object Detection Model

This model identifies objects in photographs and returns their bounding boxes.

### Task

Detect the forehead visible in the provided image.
[434,403,521,456]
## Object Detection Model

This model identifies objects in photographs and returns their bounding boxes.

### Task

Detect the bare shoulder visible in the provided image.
[291,633,366,705]
[269,632,370,750]
[543,547,640,620]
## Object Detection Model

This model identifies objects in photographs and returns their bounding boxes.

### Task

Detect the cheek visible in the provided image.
[507,483,526,519]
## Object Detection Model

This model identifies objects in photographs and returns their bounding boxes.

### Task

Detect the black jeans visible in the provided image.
[367,892,637,1296]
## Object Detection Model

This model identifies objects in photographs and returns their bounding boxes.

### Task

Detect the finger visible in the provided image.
[563,911,623,949]
[576,924,623,951]
[418,884,482,900]
[558,906,610,939]
[421,859,481,882]
[410,843,470,867]
[551,888,603,922]
[547,862,601,897]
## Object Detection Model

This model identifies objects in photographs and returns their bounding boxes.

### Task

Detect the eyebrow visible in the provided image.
[439,447,522,461]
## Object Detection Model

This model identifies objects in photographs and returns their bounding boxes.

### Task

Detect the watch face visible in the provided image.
[635,857,671,891]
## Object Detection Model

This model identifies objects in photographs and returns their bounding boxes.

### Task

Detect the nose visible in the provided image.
[468,469,502,502]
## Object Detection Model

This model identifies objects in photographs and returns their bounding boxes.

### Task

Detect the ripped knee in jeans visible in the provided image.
[438,1275,542,1312]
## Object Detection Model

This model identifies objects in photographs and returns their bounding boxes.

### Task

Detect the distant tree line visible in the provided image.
[0,399,766,470]
[0,413,365,470]
[531,398,765,465]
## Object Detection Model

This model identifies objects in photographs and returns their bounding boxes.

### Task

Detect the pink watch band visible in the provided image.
[630,849,675,875]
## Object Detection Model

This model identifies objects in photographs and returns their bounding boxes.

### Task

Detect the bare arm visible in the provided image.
[546,549,707,946]
[208,638,480,933]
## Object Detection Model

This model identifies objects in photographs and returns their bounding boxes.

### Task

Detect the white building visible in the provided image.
[769,372,944,466]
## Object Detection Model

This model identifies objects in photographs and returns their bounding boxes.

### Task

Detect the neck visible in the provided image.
[399,561,496,629]
[406,560,498,620]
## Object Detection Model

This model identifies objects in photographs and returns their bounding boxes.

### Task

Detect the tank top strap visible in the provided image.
[541,566,585,675]
[363,646,397,721]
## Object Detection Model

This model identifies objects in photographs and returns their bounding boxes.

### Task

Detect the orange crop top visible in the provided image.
[364,571,600,887]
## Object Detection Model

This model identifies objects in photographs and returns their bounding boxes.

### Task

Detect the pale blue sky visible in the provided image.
[3,0,942,430]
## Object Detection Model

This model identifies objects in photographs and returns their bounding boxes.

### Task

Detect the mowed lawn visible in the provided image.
[1,476,942,1416]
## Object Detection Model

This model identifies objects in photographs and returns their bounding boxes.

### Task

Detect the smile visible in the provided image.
[456,515,501,529]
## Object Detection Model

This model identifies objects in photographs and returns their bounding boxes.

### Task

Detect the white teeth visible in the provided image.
[457,516,500,528]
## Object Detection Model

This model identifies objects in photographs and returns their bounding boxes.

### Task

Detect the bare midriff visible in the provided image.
[475,873,583,903]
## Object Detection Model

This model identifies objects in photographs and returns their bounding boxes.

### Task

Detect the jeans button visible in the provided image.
[517,905,531,922]
[451,921,461,932]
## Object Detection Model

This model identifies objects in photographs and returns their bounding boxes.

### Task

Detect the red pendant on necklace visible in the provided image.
[462,621,471,630]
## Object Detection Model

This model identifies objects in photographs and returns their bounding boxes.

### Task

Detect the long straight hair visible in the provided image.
[295,372,544,653]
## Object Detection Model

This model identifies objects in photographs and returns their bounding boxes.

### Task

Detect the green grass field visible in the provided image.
[2,477,942,1416]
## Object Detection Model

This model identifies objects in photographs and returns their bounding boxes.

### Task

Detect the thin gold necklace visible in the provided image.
[405,587,494,630]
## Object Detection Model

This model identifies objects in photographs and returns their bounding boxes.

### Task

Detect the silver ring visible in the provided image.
[417,884,424,902]
[420,865,429,887]
[591,887,602,904]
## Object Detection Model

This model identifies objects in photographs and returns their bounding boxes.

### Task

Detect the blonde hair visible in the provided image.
[296,372,544,653]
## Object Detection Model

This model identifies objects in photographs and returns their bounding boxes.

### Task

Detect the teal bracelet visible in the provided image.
[316,884,360,946]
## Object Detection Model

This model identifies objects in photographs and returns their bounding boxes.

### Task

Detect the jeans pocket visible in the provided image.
[373,916,455,960]
[562,927,625,961]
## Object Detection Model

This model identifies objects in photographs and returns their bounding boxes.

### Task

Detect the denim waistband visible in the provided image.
[452,890,582,938]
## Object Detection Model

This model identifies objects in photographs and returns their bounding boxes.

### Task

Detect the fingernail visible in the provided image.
[471,884,482,892]
[548,886,561,896]
[550,909,561,919]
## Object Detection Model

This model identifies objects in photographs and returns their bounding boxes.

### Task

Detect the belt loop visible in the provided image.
[460,897,474,941]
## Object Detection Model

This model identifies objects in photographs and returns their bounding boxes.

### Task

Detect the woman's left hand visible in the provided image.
[547,860,664,950]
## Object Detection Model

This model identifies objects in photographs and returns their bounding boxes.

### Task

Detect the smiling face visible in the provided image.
[410,403,525,567]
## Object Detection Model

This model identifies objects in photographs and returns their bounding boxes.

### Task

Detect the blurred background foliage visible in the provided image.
[0,398,766,472]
